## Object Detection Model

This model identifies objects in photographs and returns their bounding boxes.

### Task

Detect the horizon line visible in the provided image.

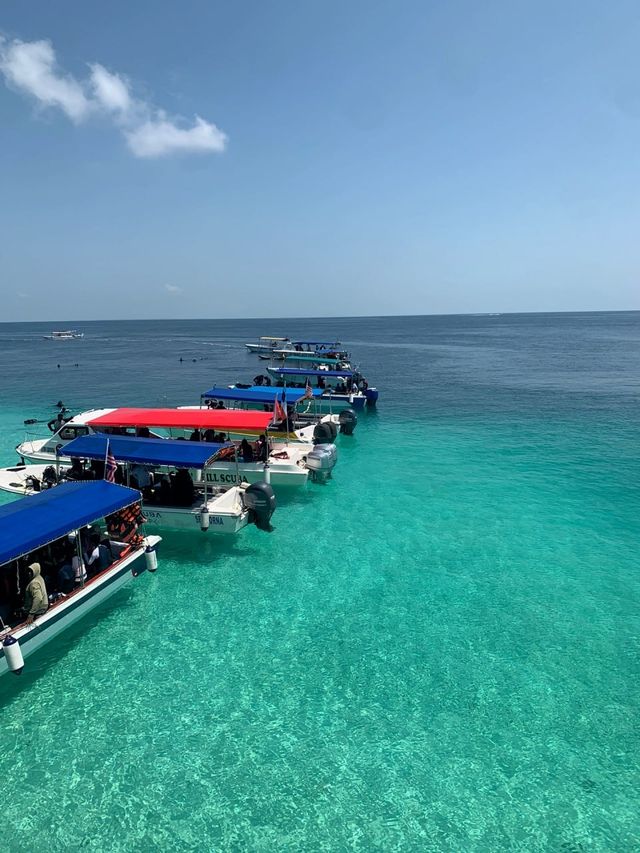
[1,308,640,325]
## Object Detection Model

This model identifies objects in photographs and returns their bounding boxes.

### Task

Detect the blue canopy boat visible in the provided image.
[53,434,277,534]
[265,367,379,409]
[199,384,358,438]
[0,480,161,678]
[202,385,323,405]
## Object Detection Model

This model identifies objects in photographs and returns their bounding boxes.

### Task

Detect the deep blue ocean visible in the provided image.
[0,312,639,851]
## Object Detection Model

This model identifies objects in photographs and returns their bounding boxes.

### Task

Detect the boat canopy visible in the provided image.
[267,367,356,378]
[87,408,273,432]
[292,341,342,347]
[258,336,289,341]
[202,385,323,403]
[62,435,233,469]
[280,353,343,365]
[0,481,142,565]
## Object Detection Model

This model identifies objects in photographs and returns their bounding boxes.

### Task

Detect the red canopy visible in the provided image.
[87,408,273,433]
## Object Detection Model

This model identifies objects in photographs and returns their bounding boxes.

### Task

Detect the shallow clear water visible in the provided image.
[0,313,639,850]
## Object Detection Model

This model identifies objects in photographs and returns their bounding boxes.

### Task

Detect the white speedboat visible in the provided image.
[245,336,291,354]
[0,480,161,679]
[0,436,277,534]
[16,408,337,487]
[43,330,84,340]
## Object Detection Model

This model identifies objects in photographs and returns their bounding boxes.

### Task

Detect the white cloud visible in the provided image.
[126,113,227,158]
[164,283,182,294]
[0,38,90,122]
[89,63,132,115]
[0,36,228,158]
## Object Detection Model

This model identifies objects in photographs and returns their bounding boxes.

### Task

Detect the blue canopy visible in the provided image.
[202,385,323,404]
[63,435,231,469]
[0,481,142,565]
[267,367,356,378]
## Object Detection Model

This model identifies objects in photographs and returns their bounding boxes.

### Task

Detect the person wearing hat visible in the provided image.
[24,563,48,623]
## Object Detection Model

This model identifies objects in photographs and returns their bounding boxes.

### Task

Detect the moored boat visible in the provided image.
[16,408,337,487]
[0,436,277,534]
[0,480,161,678]
[266,367,379,409]
[245,336,291,354]
[200,385,358,436]
[277,340,346,357]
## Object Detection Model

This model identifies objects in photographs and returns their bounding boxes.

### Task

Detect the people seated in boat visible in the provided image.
[66,533,87,585]
[130,463,153,494]
[189,429,201,442]
[83,532,114,577]
[136,427,151,438]
[317,376,326,389]
[172,468,195,507]
[154,474,173,505]
[240,438,253,462]
[65,458,86,481]
[23,563,48,623]
[90,459,105,479]
[203,429,216,442]
[253,434,268,463]
[216,400,226,409]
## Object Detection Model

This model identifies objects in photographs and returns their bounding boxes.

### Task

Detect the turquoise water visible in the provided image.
[1,315,639,850]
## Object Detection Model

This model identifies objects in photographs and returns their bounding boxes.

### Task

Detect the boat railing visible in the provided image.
[3,534,144,637]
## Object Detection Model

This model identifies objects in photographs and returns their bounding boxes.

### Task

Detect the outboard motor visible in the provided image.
[306,443,338,483]
[243,482,277,531]
[338,408,357,435]
[313,420,338,445]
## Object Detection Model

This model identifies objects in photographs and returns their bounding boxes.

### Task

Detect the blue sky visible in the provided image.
[1,0,639,320]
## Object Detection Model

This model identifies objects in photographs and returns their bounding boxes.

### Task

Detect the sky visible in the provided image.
[1,0,640,321]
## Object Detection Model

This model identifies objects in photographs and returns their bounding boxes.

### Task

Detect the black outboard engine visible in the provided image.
[338,408,357,435]
[313,420,338,445]
[243,482,277,531]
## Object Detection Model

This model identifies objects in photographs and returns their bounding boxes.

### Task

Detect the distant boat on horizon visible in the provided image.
[43,330,84,340]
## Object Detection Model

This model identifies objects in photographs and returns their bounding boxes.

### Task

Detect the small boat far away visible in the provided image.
[43,330,84,340]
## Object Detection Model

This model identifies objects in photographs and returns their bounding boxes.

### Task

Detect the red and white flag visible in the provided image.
[105,440,117,483]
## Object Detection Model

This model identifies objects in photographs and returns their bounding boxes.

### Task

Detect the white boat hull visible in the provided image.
[245,344,290,354]
[15,442,313,488]
[0,465,252,533]
[0,535,160,678]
